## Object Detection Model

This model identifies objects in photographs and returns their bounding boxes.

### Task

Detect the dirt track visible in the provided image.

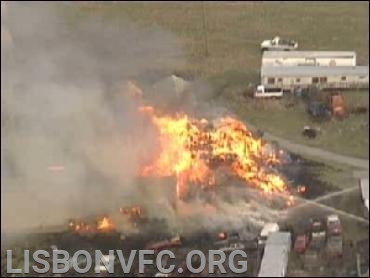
[263,131,369,169]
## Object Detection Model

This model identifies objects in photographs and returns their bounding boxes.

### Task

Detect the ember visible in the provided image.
[119,205,143,219]
[68,216,115,233]
[297,185,307,193]
[69,220,92,233]
[97,216,115,231]
[218,232,227,240]
[140,107,291,199]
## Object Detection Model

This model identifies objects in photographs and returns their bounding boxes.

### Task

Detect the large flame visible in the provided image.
[140,106,290,199]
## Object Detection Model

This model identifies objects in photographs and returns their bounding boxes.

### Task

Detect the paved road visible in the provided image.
[262,131,369,169]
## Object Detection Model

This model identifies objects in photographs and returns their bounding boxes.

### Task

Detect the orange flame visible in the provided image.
[97,217,114,231]
[140,107,291,199]
[297,185,307,193]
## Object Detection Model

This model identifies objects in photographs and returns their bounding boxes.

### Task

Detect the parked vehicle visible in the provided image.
[260,36,298,51]
[327,92,347,119]
[307,92,347,121]
[258,222,279,245]
[326,214,342,236]
[145,235,182,251]
[294,234,310,253]
[219,242,245,252]
[243,238,259,250]
[307,101,331,121]
[155,273,169,277]
[302,126,318,139]
[310,218,326,250]
[254,85,284,98]
[303,249,319,270]
[326,235,343,257]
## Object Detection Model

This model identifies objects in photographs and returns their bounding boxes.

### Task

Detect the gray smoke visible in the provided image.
[1,2,283,236]
[1,1,185,232]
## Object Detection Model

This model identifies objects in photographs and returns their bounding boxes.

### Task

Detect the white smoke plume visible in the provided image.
[1,1,185,232]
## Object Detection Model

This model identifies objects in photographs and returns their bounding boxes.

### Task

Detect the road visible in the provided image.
[286,185,369,225]
[262,131,369,169]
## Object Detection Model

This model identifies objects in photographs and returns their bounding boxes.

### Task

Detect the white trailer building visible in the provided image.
[261,65,369,91]
[262,51,357,67]
[258,232,291,277]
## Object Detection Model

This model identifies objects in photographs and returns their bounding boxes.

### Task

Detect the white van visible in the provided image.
[254,85,284,98]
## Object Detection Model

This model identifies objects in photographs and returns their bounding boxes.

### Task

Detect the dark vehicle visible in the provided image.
[302,126,317,139]
[303,249,319,270]
[326,235,343,257]
[310,218,326,250]
[307,101,331,120]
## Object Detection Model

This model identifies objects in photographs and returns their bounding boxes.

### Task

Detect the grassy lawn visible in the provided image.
[63,2,369,158]
[67,2,369,77]
[225,87,369,159]
[317,162,358,190]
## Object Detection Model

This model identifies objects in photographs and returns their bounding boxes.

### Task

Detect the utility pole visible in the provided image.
[201,1,209,57]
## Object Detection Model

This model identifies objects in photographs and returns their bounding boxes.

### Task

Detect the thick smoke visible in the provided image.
[2,2,284,236]
[1,2,185,232]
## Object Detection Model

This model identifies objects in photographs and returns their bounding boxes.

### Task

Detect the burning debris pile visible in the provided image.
[66,105,301,236]
[68,206,145,235]
[139,106,292,202]
[68,216,115,234]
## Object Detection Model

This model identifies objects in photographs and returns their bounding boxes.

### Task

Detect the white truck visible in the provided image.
[254,85,284,98]
[326,214,342,236]
[258,222,279,245]
[260,36,298,51]
[219,242,246,252]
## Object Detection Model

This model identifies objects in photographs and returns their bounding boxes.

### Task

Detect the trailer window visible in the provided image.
[267,78,275,85]
[341,76,346,81]
[312,77,319,84]
[319,77,327,83]
[265,88,282,93]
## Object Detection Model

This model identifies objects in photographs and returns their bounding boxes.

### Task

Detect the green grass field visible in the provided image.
[67,2,369,158]
[226,89,369,158]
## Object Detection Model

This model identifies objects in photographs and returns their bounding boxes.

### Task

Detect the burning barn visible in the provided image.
[139,107,292,199]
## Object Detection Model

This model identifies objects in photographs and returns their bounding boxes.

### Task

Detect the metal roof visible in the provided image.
[258,232,291,277]
[266,231,291,245]
[261,66,369,78]
[263,51,356,59]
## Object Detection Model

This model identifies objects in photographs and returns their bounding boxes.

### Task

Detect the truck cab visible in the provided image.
[258,222,279,245]
[254,85,284,98]
[326,214,342,236]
